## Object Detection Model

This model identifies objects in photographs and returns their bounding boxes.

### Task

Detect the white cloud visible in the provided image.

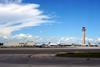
[0,0,22,4]
[41,36,82,45]
[96,38,100,42]
[57,37,81,44]
[0,0,50,45]
[13,33,33,39]
[13,33,41,43]
[1,33,41,46]
[0,1,49,36]
[86,37,94,41]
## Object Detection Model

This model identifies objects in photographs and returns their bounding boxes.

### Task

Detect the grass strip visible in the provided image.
[56,52,100,58]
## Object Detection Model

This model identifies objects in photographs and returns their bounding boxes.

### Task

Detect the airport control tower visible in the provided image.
[82,27,86,47]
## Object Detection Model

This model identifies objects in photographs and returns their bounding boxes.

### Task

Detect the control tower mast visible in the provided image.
[82,27,86,47]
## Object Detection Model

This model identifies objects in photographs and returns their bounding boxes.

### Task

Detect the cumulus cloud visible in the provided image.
[0,0,49,36]
[13,33,33,39]
[0,0,22,4]
[12,33,41,43]
[42,36,82,45]
[96,38,100,42]
[0,33,41,46]
[57,37,81,44]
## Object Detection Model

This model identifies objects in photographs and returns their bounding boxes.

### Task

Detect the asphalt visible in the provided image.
[0,54,100,67]
[0,47,100,67]
[0,47,100,54]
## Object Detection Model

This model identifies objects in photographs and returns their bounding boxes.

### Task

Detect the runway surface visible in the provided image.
[0,54,100,67]
[0,47,100,54]
[0,48,100,67]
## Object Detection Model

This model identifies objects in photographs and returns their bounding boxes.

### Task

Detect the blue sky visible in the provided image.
[0,0,100,45]
[12,0,100,38]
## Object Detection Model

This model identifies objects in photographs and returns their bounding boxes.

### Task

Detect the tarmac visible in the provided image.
[0,47,100,54]
[0,54,100,67]
[0,47,100,67]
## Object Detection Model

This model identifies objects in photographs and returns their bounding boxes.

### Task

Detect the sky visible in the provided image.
[0,0,100,45]
[21,0,100,37]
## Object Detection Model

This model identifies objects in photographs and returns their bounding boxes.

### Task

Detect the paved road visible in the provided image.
[0,54,100,67]
[0,47,100,67]
[0,47,100,54]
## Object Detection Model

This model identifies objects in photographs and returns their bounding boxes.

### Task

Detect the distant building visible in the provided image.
[18,41,34,47]
[18,43,25,47]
